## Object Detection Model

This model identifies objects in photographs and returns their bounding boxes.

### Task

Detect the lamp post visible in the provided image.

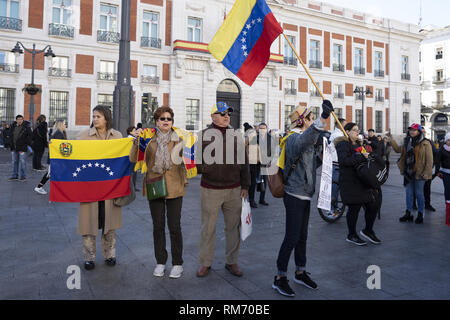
[354,86,372,133]
[12,42,55,125]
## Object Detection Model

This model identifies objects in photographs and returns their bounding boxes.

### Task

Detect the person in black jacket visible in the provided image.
[3,123,12,149]
[335,123,381,246]
[438,132,450,226]
[9,115,32,181]
[31,114,48,171]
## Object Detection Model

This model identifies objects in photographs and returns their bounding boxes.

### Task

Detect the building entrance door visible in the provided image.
[216,79,241,129]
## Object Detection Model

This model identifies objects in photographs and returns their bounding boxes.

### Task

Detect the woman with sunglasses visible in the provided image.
[130,106,188,279]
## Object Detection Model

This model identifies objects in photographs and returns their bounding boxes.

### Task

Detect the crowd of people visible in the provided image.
[2,100,449,298]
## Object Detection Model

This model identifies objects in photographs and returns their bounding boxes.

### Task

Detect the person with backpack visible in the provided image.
[335,123,381,246]
[271,100,334,297]
[31,114,48,171]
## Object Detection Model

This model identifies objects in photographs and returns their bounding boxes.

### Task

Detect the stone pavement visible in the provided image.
[0,148,449,300]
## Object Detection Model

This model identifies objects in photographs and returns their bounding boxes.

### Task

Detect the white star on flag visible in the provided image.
[241,38,246,43]
[95,163,99,167]
[106,167,110,171]
[257,17,262,23]
[252,19,255,24]
[244,51,248,57]
[246,24,251,29]
[76,167,81,172]
[109,172,114,176]
[241,45,247,50]
[73,173,77,177]
[243,31,247,35]
[101,164,105,168]
[82,165,86,169]
[88,163,92,167]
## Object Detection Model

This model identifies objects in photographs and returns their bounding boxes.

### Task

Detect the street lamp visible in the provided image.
[353,86,372,133]
[12,42,56,125]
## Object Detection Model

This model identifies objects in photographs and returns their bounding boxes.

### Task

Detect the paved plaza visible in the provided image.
[0,148,449,300]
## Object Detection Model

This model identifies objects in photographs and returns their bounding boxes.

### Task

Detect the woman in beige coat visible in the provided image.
[130,106,188,279]
[77,105,123,270]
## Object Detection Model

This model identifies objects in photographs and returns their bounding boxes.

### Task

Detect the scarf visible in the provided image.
[405,134,423,180]
[152,128,172,174]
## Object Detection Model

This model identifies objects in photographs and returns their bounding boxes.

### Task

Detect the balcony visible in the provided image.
[433,76,445,84]
[374,70,385,78]
[0,16,22,31]
[403,98,411,104]
[310,91,321,97]
[48,23,74,38]
[309,60,322,69]
[334,93,344,99]
[97,30,120,44]
[141,37,161,49]
[436,54,443,60]
[0,63,19,73]
[375,96,385,102]
[97,72,117,81]
[401,73,411,81]
[49,67,71,78]
[354,67,365,75]
[332,64,345,72]
[433,101,446,109]
[284,56,297,66]
[284,88,297,95]
[141,75,159,84]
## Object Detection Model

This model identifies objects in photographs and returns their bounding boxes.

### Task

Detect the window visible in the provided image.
[354,48,363,68]
[436,48,443,60]
[187,17,202,42]
[375,111,383,133]
[0,88,15,123]
[436,69,444,81]
[52,0,71,25]
[437,91,444,106]
[98,94,113,112]
[334,107,342,119]
[254,103,265,124]
[312,107,320,120]
[285,105,294,130]
[50,56,70,77]
[186,99,199,130]
[143,64,157,77]
[310,83,320,97]
[403,112,409,133]
[333,44,342,65]
[419,51,421,62]
[99,60,115,80]
[143,11,158,39]
[375,51,383,72]
[310,40,320,62]
[100,3,118,32]
[376,88,384,101]
[285,79,296,95]
[355,109,363,130]
[284,35,296,65]
[0,0,19,18]
[0,50,16,72]
[334,84,343,98]
[401,56,409,74]
[49,91,69,126]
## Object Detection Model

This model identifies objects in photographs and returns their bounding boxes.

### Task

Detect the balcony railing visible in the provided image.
[354,67,365,75]
[334,93,344,99]
[401,73,411,81]
[49,67,71,78]
[309,60,322,69]
[403,98,411,104]
[332,64,345,72]
[0,16,22,31]
[141,75,159,84]
[284,88,297,95]
[375,96,385,102]
[433,76,445,84]
[284,56,297,66]
[97,30,120,44]
[0,63,19,73]
[374,70,384,77]
[98,72,117,81]
[310,91,321,97]
[48,23,74,38]
[433,101,446,108]
[436,54,443,60]
[141,37,161,49]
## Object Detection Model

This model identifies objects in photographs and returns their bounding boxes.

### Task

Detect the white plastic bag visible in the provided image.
[240,198,252,241]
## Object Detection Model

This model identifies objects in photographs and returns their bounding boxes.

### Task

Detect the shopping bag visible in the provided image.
[240,198,252,241]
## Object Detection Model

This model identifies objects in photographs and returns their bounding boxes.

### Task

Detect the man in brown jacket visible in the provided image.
[196,102,250,277]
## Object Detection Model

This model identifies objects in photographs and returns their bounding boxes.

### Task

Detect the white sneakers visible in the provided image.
[153,264,183,278]
[34,187,47,195]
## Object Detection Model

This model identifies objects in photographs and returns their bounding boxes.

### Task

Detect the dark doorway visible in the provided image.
[216,79,241,130]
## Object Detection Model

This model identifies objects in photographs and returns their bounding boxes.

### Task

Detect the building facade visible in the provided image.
[420,26,450,143]
[0,0,422,138]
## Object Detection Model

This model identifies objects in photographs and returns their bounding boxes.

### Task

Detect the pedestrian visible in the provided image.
[34,119,67,195]
[389,123,433,224]
[329,118,347,211]
[383,136,391,166]
[0,121,4,147]
[3,123,12,149]
[422,127,439,212]
[31,114,48,171]
[126,126,139,192]
[438,133,450,226]
[129,107,188,279]
[196,102,249,278]
[8,115,32,181]
[77,105,123,270]
[272,100,334,297]
[335,122,381,246]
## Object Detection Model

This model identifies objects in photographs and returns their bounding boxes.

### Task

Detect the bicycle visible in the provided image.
[317,180,346,223]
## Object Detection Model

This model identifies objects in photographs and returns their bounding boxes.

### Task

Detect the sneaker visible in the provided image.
[34,187,47,195]
[153,264,165,277]
[169,265,183,279]
[8,177,18,181]
[272,276,295,297]
[294,271,318,290]
[19,177,26,182]
[425,205,436,212]
[346,234,367,246]
[360,230,381,244]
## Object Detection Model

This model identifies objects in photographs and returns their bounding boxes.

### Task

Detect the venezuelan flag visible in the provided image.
[49,138,133,203]
[208,0,283,86]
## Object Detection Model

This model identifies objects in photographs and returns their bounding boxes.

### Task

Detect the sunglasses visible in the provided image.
[214,111,232,117]
[158,117,173,122]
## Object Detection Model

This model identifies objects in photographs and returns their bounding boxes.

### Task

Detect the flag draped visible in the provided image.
[208,0,283,86]
[49,138,133,203]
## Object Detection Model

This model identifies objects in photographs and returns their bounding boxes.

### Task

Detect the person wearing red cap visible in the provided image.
[389,123,433,224]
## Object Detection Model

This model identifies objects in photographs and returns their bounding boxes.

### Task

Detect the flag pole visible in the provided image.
[282,33,348,139]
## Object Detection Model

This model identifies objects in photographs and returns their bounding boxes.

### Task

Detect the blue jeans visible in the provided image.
[331,165,340,207]
[406,178,425,213]
[11,151,27,178]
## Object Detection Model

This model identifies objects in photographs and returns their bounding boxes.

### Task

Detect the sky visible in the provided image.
[320,0,449,28]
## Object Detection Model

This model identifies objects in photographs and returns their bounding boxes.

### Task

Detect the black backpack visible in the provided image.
[355,154,389,189]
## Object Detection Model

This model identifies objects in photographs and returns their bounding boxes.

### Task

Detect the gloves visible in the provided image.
[321,99,334,119]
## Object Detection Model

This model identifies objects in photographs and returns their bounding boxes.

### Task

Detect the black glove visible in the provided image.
[321,99,334,119]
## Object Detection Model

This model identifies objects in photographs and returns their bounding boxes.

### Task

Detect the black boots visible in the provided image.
[399,210,414,222]
[415,212,424,224]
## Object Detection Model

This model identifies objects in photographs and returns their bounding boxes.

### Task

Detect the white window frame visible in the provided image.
[185,98,200,130]
[310,39,320,62]
[284,35,295,59]
[401,56,409,74]
[143,64,157,77]
[0,0,20,18]
[354,47,364,69]
[333,43,342,65]
[51,56,69,70]
[100,60,115,73]
[254,103,265,124]
[0,50,16,65]
[52,0,72,25]
[187,17,202,42]
[142,11,159,39]
[99,3,118,32]
[374,51,383,72]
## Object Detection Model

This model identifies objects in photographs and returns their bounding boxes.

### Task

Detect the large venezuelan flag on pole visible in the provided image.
[208,0,283,86]
[49,138,133,203]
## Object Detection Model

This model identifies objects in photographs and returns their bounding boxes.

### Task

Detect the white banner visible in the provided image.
[317,137,333,211]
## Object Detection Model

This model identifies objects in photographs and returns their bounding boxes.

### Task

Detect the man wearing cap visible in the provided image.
[389,123,433,224]
[272,100,334,297]
[196,102,250,278]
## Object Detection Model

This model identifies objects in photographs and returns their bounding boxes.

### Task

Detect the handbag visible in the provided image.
[113,177,136,207]
[355,155,389,189]
[267,156,301,198]
[146,175,168,201]
[240,198,252,241]
[256,176,266,193]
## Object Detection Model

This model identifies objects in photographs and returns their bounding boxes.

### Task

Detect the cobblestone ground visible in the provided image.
[0,148,449,300]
